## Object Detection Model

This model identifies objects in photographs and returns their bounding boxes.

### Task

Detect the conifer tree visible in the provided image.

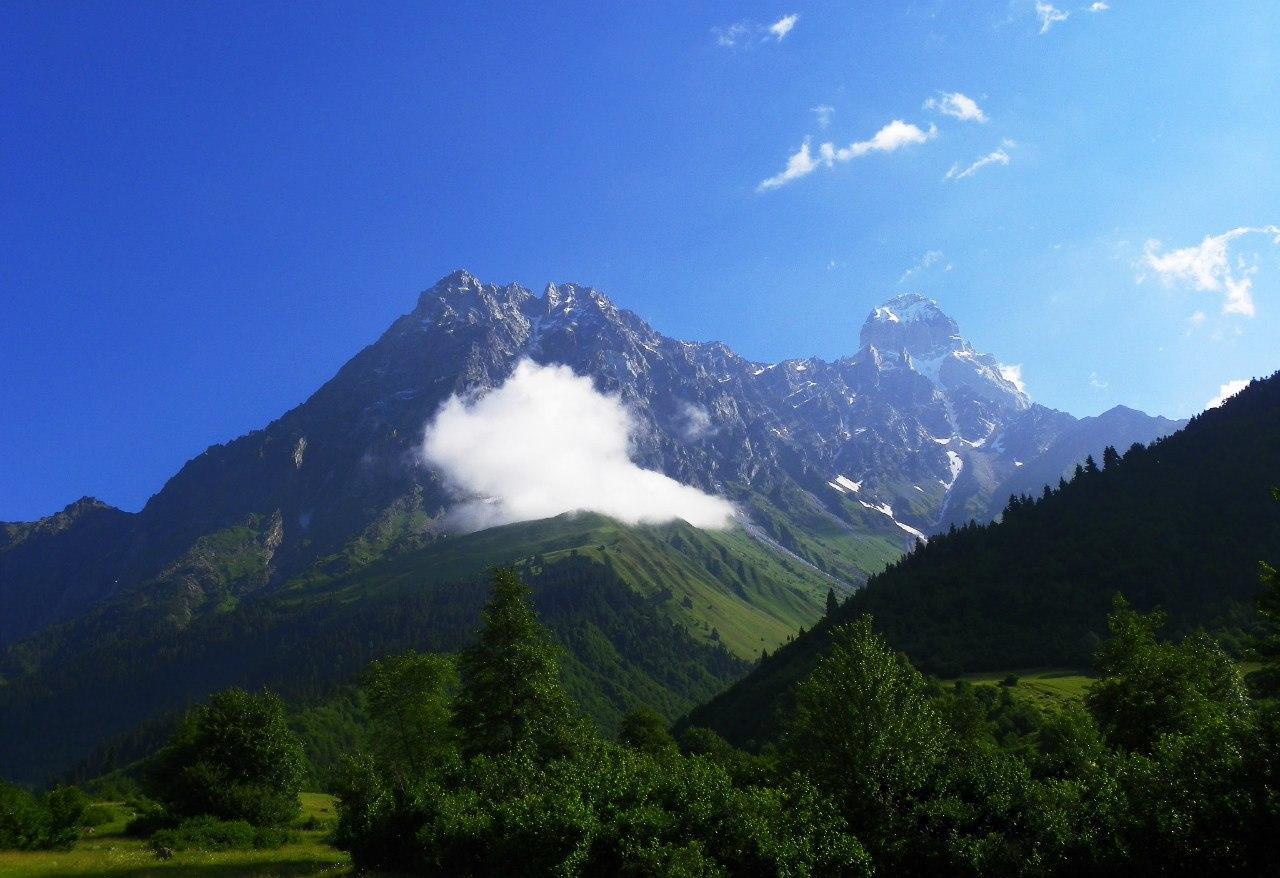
[453,567,580,762]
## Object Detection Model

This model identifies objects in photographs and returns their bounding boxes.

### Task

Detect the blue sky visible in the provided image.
[2,1,1278,520]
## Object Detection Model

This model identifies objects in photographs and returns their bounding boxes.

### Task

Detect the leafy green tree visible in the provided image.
[617,707,676,756]
[364,651,457,780]
[145,688,306,826]
[1086,595,1248,753]
[784,616,947,850]
[454,567,582,762]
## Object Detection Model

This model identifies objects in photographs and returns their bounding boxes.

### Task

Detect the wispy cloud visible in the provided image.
[757,138,821,191]
[998,363,1027,394]
[945,143,1013,180]
[714,14,798,48]
[1090,372,1109,390]
[1141,226,1280,318]
[899,250,945,283]
[768,13,799,40]
[1035,1,1069,33]
[758,120,937,191]
[1089,2,1110,11]
[811,104,835,128]
[923,91,987,123]
[1206,378,1249,409]
[421,360,735,533]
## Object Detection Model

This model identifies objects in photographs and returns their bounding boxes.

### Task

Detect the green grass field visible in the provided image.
[957,668,1095,709]
[0,795,351,878]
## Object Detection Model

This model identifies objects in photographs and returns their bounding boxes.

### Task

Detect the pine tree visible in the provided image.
[826,587,838,616]
[453,567,581,762]
[1103,445,1120,470]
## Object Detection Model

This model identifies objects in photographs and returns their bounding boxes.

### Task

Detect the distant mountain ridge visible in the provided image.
[1,272,1183,647]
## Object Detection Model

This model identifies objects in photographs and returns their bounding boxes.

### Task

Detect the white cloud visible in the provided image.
[1205,378,1249,409]
[811,104,835,128]
[1089,372,1108,390]
[923,91,988,123]
[1141,226,1280,318]
[899,250,945,283]
[713,21,752,47]
[757,138,821,191]
[715,15,798,47]
[823,119,937,162]
[758,120,937,191]
[678,401,715,440]
[1035,1,1069,33]
[1089,2,1110,11]
[998,363,1027,394]
[420,360,736,533]
[945,146,1011,180]
[768,13,799,40]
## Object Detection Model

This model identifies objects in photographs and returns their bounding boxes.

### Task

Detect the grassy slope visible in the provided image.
[958,669,1094,711]
[0,795,349,878]
[283,512,833,659]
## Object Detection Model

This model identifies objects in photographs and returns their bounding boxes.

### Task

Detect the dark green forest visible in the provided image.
[690,372,1280,746]
[0,554,745,785]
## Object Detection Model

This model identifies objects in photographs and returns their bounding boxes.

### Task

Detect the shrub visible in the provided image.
[0,782,84,851]
[148,815,294,853]
[124,800,175,837]
[144,688,306,826]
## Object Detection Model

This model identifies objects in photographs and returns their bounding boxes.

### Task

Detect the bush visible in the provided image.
[149,816,294,853]
[124,800,175,837]
[144,688,307,826]
[0,782,84,851]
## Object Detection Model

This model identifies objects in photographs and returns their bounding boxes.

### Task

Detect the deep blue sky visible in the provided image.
[3,1,1278,520]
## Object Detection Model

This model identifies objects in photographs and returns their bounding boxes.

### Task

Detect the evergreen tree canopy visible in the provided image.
[453,567,583,762]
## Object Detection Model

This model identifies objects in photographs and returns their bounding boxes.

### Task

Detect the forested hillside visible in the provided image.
[689,372,1280,747]
[0,520,791,784]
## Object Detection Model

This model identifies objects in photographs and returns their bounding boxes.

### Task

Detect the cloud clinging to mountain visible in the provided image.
[421,360,736,533]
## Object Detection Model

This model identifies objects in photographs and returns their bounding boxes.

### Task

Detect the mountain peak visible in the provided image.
[869,293,948,325]
[859,293,961,357]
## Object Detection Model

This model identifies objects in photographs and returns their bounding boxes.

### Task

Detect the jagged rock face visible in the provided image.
[0,272,1184,645]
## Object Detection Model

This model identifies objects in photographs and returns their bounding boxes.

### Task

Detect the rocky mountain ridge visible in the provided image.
[0,271,1184,646]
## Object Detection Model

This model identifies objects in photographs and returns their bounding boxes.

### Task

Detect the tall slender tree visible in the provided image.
[453,567,581,762]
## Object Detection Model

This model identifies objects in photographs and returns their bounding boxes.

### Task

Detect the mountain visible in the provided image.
[685,372,1280,748]
[984,404,1186,519]
[0,275,1180,648]
[0,273,1184,781]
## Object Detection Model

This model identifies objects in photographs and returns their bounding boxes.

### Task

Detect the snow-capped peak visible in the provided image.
[869,293,946,325]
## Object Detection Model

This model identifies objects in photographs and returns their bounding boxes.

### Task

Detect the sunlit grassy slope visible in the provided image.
[284,512,837,658]
[0,795,349,878]
[958,668,1094,709]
